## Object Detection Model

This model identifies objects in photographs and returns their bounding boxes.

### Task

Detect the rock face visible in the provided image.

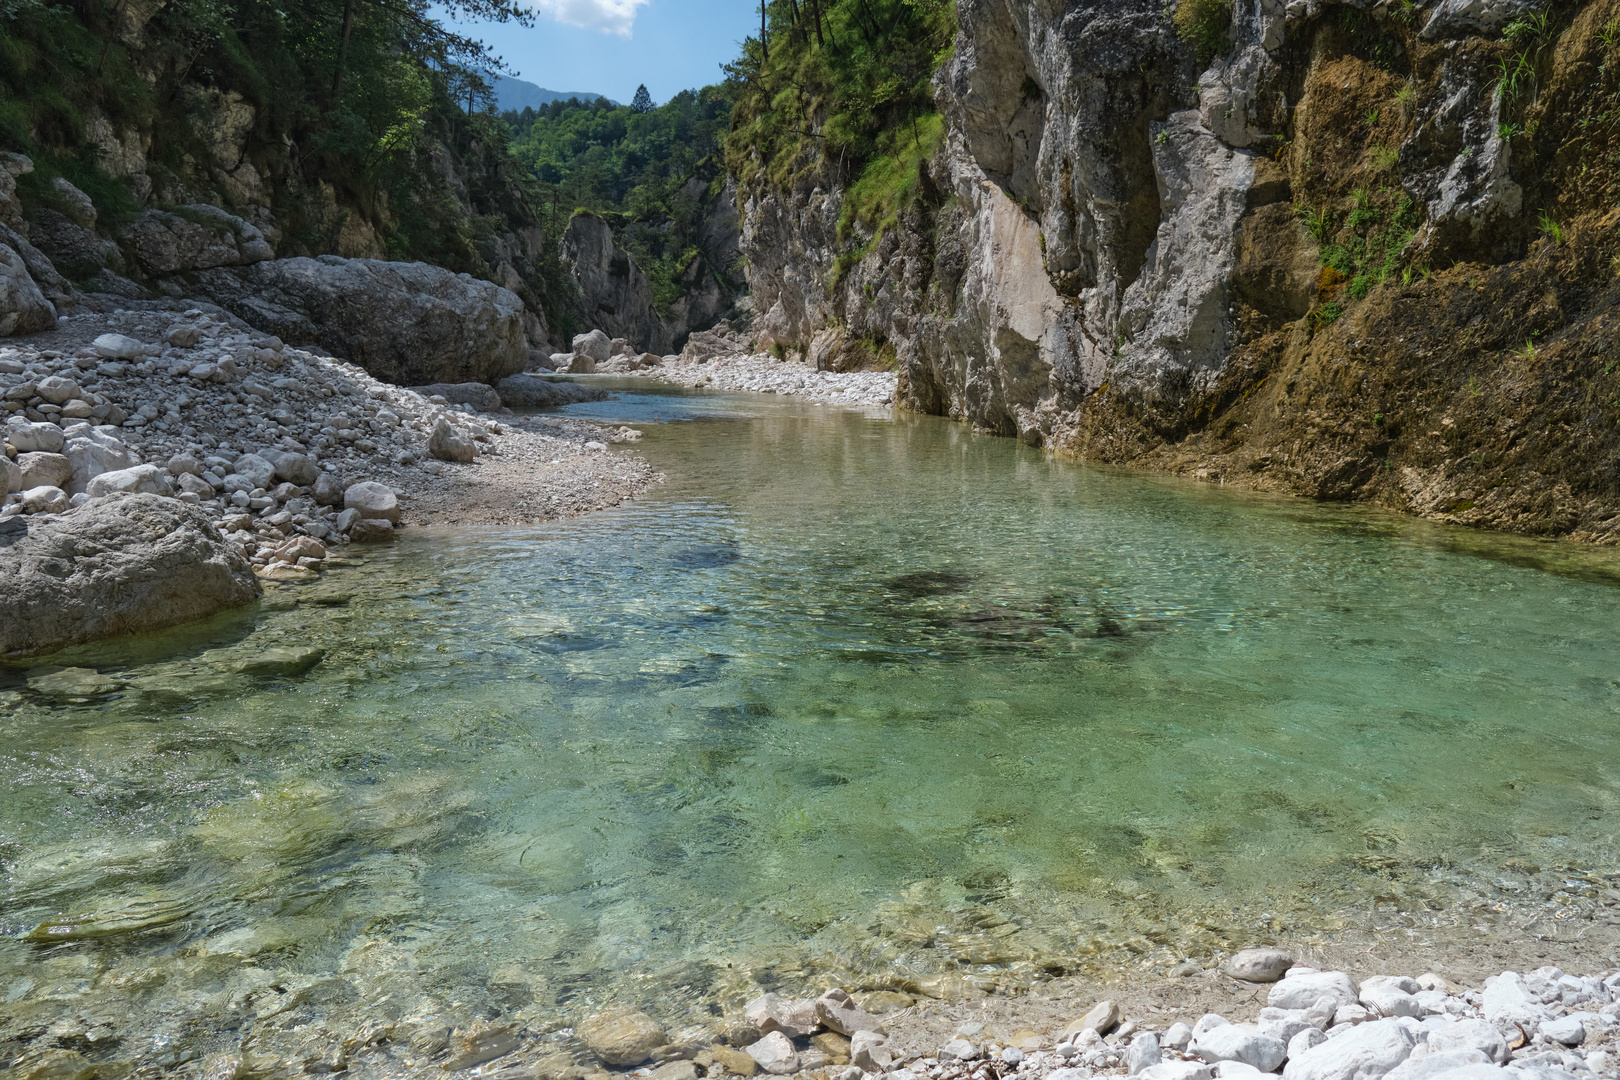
[0,492,261,658]
[190,256,529,386]
[118,205,274,276]
[735,0,1620,542]
[561,212,673,355]
[0,240,56,336]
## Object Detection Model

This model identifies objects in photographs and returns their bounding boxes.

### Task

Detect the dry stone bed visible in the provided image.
[544,326,897,409]
[1,304,658,584]
[556,959,1619,1080]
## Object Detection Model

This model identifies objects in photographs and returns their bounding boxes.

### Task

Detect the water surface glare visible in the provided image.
[3,386,1620,1055]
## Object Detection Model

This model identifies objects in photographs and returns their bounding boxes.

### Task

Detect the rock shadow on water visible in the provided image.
[884,570,978,598]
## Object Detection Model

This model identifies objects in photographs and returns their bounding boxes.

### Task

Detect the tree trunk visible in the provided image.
[331,0,357,101]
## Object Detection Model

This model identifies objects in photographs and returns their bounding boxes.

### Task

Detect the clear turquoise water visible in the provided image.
[3,384,1619,1055]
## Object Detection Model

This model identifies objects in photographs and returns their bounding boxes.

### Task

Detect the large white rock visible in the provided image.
[1271,972,1360,1012]
[62,425,133,495]
[744,993,818,1038]
[745,1031,799,1075]
[0,492,260,656]
[86,464,172,498]
[34,375,79,404]
[1538,1016,1585,1046]
[5,420,65,453]
[1191,1026,1286,1072]
[815,988,884,1036]
[1424,1019,1506,1063]
[1282,1019,1413,1080]
[233,453,276,490]
[92,332,145,359]
[343,480,399,523]
[1360,981,1423,1019]
[1480,973,1550,1033]
[1382,1050,1492,1080]
[19,484,67,514]
[850,1030,892,1072]
[1259,1008,1315,1045]
[573,327,614,362]
[1139,1063,1214,1080]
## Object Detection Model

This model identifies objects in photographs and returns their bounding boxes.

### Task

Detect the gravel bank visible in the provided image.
[0,303,659,580]
[616,352,898,408]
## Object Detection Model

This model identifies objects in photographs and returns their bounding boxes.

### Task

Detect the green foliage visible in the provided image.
[1313,301,1344,325]
[504,87,737,318]
[723,0,955,221]
[1367,145,1399,170]
[1309,188,1419,305]
[1537,209,1565,243]
[1174,0,1232,66]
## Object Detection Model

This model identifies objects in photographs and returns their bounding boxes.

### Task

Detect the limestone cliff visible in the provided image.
[740,0,1620,541]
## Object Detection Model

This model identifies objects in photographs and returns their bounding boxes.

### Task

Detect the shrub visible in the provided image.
[1174,0,1233,66]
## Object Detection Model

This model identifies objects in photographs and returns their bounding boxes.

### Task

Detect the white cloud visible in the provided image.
[525,0,649,36]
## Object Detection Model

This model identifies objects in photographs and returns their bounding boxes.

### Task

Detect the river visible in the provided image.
[2,383,1618,1070]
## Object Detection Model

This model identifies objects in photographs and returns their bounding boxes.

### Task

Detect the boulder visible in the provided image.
[1127,1032,1163,1075]
[577,1007,666,1066]
[17,451,72,490]
[232,453,276,490]
[745,994,819,1038]
[409,381,502,412]
[0,454,15,495]
[495,373,612,408]
[428,417,476,463]
[567,353,598,374]
[347,517,394,543]
[849,1031,892,1073]
[1227,949,1294,983]
[1360,979,1423,1019]
[117,204,273,276]
[1480,973,1551,1033]
[0,492,261,657]
[1065,1000,1120,1037]
[190,256,528,386]
[1270,972,1359,1012]
[1424,1020,1506,1063]
[1190,1027,1286,1072]
[573,328,615,363]
[313,473,343,505]
[62,425,134,494]
[5,420,65,453]
[19,484,68,514]
[745,1032,798,1076]
[0,241,55,336]
[34,375,79,404]
[93,333,146,359]
[269,451,318,486]
[85,464,172,498]
[343,481,399,523]
[1281,1019,1413,1080]
[815,989,884,1036]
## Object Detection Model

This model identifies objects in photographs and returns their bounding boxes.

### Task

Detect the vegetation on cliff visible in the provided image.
[723,0,955,241]
[503,88,736,317]
[0,0,585,333]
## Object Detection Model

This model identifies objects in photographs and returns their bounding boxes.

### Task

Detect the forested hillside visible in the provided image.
[503,88,737,319]
[0,0,582,338]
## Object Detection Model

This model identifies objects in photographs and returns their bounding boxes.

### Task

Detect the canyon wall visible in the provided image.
[741,0,1620,540]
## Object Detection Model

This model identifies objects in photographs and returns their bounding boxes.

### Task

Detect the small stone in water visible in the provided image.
[745,1031,798,1075]
[236,646,325,677]
[578,1008,667,1067]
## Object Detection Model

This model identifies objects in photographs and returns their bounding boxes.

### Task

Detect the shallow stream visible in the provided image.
[3,384,1620,1069]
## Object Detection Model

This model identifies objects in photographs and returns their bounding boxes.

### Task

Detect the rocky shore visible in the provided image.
[544,325,898,409]
[1,303,658,655]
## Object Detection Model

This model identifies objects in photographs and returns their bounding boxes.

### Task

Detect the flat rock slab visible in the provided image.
[0,492,261,658]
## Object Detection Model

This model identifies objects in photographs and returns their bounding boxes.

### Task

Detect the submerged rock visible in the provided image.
[25,890,194,942]
[578,1007,666,1066]
[0,492,261,658]
[236,646,325,676]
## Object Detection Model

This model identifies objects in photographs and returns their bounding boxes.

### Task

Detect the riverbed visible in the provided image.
[3,382,1619,1072]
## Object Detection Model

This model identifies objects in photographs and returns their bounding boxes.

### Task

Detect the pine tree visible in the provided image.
[630,84,653,113]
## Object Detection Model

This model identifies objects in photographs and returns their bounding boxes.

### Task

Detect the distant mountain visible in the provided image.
[495,76,616,112]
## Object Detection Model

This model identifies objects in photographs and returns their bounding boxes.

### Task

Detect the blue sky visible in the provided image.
[446,0,758,106]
